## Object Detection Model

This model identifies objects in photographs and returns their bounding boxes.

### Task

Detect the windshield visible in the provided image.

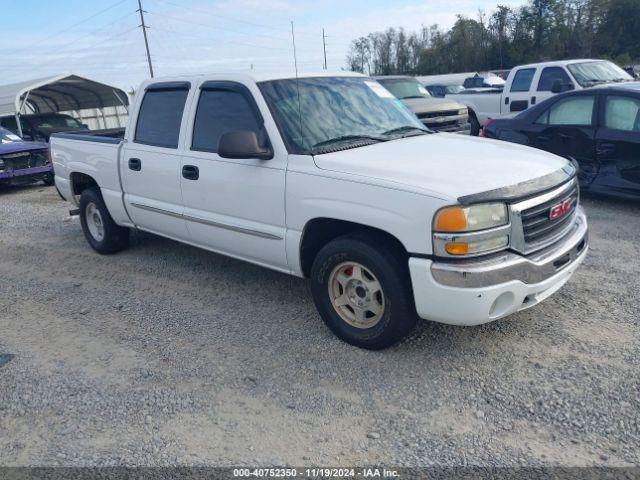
[376,78,431,99]
[0,127,22,143]
[445,85,465,94]
[259,76,427,155]
[31,115,84,129]
[567,61,633,87]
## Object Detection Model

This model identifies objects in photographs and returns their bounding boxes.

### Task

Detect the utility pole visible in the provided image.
[137,0,154,78]
[322,28,327,70]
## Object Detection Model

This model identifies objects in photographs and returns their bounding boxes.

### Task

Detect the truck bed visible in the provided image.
[51,128,125,144]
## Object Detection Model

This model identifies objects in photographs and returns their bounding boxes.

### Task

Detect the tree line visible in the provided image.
[346,0,640,76]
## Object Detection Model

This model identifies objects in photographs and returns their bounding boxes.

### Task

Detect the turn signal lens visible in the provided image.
[445,242,470,255]
[435,207,467,231]
[444,236,509,256]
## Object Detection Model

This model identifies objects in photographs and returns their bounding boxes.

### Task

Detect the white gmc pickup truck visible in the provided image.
[51,72,588,349]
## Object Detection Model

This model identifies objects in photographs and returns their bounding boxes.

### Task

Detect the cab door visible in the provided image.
[532,93,598,185]
[504,67,537,114]
[120,82,191,240]
[594,93,640,197]
[179,81,288,270]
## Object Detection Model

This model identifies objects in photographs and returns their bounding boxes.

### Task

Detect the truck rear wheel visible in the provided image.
[310,234,418,350]
[469,113,481,136]
[79,187,129,254]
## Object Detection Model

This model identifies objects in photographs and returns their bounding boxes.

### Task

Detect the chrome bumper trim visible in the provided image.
[430,207,588,288]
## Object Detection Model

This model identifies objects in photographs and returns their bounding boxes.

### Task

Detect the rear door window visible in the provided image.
[134,87,189,148]
[191,89,261,153]
[536,96,596,126]
[510,68,536,92]
[604,96,640,132]
[537,67,572,91]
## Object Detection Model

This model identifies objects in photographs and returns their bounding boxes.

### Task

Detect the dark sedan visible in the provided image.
[483,83,640,200]
[0,127,53,186]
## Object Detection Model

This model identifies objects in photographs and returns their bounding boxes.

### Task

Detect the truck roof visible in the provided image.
[513,59,602,69]
[138,71,366,89]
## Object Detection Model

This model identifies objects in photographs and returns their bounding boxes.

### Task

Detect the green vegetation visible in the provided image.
[347,0,640,75]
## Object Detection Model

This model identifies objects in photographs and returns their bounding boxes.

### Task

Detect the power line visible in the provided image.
[146,10,293,43]
[3,0,129,56]
[150,0,290,34]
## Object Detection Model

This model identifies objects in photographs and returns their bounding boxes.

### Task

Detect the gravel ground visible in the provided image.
[0,184,638,468]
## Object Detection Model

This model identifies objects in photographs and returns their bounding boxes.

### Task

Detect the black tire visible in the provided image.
[79,187,129,254]
[469,112,481,136]
[310,234,418,350]
[42,173,55,186]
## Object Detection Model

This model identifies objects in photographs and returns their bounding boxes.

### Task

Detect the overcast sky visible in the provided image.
[3,0,527,90]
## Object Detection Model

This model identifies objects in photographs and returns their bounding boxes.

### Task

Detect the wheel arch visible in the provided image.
[299,217,409,278]
[69,171,99,196]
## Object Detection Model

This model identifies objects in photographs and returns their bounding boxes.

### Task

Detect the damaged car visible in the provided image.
[0,126,53,186]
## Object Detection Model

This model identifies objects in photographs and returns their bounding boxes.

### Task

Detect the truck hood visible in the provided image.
[313,133,569,201]
[0,140,48,155]
[401,97,465,114]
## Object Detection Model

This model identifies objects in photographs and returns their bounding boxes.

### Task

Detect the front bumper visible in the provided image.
[409,208,588,325]
[0,164,53,182]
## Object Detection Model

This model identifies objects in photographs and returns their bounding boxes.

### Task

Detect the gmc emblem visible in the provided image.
[549,198,574,221]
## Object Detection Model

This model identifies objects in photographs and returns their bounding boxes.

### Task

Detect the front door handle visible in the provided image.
[128,158,141,171]
[182,165,199,180]
[558,133,571,142]
[596,142,616,156]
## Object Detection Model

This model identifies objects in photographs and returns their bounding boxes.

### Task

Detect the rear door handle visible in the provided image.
[182,165,199,180]
[596,142,616,156]
[558,133,571,141]
[537,135,552,142]
[128,158,141,171]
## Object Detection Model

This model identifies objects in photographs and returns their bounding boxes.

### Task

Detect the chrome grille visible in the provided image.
[510,179,579,255]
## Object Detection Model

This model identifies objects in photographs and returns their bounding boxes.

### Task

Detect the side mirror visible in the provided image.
[218,130,273,160]
[551,79,574,94]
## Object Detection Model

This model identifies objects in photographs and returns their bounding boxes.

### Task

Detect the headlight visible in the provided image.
[433,203,510,257]
[434,203,508,232]
[459,108,468,116]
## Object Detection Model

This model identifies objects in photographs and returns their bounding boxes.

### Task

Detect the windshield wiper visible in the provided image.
[311,134,386,150]
[382,125,430,137]
[401,95,426,100]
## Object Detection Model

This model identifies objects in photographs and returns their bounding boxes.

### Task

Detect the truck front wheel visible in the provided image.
[310,235,418,350]
[79,187,129,254]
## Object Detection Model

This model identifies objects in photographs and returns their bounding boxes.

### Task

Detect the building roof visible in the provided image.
[0,73,129,117]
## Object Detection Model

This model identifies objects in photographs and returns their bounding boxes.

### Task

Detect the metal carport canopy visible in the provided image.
[0,73,129,116]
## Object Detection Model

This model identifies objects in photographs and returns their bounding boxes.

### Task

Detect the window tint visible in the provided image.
[134,89,188,148]
[605,96,640,132]
[536,96,595,126]
[1,116,18,133]
[537,67,572,91]
[191,89,261,153]
[510,68,536,92]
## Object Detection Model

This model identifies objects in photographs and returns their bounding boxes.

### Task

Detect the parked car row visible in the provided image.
[483,83,640,199]
[442,59,634,135]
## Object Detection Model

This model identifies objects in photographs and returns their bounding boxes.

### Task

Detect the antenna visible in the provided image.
[291,21,305,151]
[137,0,154,78]
[322,28,327,70]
